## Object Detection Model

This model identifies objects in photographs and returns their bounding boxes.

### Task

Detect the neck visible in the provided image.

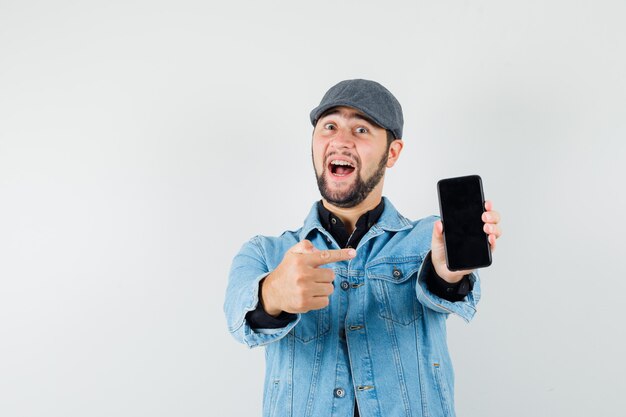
[322,191,383,234]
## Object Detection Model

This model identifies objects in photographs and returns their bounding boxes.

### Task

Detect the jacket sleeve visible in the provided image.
[415,251,481,322]
[223,236,301,348]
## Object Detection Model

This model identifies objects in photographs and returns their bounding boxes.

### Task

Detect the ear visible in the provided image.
[386,139,404,168]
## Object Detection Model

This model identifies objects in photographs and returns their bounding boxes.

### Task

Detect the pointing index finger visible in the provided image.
[304,248,357,267]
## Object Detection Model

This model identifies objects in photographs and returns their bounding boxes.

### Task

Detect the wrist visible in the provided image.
[260,277,283,317]
[432,263,466,284]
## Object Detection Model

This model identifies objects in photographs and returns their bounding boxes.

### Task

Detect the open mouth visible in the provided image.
[328,159,356,177]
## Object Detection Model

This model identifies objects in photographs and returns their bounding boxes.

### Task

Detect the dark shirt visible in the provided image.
[244,199,473,416]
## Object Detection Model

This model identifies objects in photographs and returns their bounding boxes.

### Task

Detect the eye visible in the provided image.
[324,123,336,130]
[355,126,368,134]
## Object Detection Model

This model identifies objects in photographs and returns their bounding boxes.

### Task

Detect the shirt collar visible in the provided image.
[316,198,385,233]
[299,196,413,241]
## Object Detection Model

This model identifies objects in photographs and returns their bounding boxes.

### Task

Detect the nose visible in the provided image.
[329,128,354,149]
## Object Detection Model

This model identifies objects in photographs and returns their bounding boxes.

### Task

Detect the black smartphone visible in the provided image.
[437,175,491,271]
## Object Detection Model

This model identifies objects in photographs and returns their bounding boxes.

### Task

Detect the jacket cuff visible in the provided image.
[415,251,481,322]
[235,272,301,347]
[425,257,474,302]
[246,280,297,329]
[224,238,302,348]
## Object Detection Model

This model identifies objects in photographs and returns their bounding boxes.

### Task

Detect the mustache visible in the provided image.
[324,151,360,167]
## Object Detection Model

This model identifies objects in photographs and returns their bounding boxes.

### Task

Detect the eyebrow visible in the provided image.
[319,109,380,128]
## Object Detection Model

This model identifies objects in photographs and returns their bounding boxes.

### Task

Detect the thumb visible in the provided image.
[431,220,446,257]
[432,220,444,245]
[431,219,448,267]
[291,239,320,255]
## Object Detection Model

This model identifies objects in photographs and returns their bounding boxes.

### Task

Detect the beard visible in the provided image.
[313,149,388,209]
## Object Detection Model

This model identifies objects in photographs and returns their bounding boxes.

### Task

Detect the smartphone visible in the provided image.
[437,175,491,271]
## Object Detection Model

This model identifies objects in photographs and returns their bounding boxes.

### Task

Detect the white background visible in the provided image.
[1,1,625,416]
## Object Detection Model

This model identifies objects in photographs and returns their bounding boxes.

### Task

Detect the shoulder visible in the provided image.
[244,227,303,255]
[392,214,439,249]
[407,214,439,234]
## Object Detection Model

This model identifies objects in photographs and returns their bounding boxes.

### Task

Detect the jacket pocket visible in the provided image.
[292,306,330,343]
[432,363,453,417]
[264,379,280,417]
[366,256,422,325]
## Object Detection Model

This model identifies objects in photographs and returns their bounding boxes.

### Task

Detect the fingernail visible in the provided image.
[348,249,357,257]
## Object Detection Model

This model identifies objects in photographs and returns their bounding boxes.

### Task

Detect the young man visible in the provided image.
[224,79,502,417]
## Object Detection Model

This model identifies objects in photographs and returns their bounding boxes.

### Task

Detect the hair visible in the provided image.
[385,130,395,148]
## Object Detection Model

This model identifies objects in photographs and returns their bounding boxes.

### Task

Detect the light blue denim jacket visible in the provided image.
[224,197,480,417]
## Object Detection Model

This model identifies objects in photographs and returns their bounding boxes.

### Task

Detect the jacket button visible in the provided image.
[334,388,346,398]
[392,268,402,278]
[340,281,350,290]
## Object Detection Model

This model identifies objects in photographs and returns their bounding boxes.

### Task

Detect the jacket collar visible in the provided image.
[298,196,413,241]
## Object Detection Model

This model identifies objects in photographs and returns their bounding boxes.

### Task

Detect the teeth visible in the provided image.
[330,160,354,167]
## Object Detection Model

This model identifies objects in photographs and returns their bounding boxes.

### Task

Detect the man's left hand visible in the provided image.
[430,200,502,283]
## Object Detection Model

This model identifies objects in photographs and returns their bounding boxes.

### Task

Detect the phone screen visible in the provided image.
[437,175,491,271]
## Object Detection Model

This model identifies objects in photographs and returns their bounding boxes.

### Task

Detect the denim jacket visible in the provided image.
[224,197,481,417]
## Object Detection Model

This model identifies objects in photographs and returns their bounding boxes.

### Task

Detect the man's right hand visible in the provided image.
[260,240,357,316]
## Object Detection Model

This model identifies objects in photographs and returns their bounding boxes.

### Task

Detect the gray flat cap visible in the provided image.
[310,79,404,139]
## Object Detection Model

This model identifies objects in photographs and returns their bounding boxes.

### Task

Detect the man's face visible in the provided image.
[312,106,392,208]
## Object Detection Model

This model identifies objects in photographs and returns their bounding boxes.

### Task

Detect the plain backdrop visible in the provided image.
[1,1,625,416]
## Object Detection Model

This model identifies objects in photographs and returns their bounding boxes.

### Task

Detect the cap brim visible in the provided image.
[309,101,390,134]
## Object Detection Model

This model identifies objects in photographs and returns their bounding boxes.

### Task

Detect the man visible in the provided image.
[224,79,502,417]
